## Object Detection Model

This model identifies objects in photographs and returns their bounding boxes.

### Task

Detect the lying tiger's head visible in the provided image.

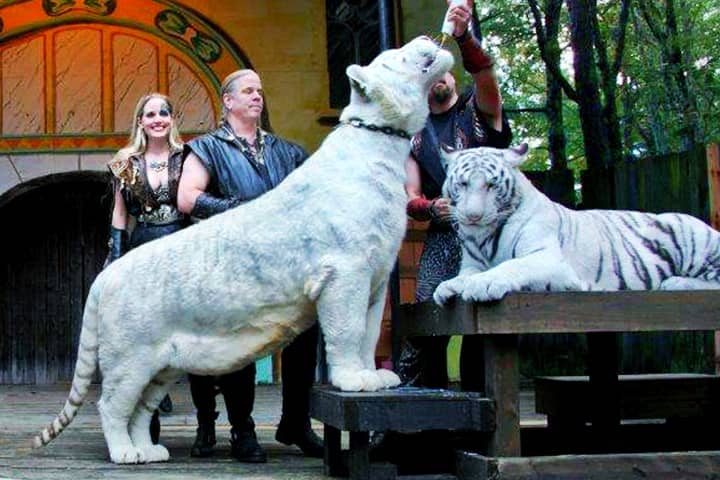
[339,36,454,136]
[443,144,529,230]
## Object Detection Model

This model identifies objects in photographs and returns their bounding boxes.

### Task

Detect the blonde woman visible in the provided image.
[105,93,187,442]
[107,93,187,262]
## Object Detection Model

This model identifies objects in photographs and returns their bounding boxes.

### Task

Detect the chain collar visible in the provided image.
[342,117,411,140]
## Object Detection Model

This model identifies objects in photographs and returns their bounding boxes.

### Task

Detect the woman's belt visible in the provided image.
[136,204,184,225]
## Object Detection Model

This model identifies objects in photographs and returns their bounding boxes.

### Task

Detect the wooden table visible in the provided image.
[398,290,720,459]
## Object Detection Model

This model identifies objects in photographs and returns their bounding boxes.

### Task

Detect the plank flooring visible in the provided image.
[0,383,327,480]
[0,382,543,480]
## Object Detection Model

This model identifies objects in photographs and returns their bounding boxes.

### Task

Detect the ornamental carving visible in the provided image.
[43,0,116,16]
[156,10,221,63]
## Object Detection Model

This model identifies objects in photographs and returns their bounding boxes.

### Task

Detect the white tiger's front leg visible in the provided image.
[316,263,386,392]
[434,274,474,305]
[437,251,587,303]
[433,262,487,305]
[360,280,401,389]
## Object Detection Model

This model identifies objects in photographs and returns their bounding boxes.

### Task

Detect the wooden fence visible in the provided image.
[528,144,720,376]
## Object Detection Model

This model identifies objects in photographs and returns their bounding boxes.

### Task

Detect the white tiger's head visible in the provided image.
[339,36,454,135]
[443,144,529,230]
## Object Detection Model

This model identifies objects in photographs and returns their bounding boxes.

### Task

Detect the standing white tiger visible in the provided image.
[434,144,720,305]
[33,36,454,464]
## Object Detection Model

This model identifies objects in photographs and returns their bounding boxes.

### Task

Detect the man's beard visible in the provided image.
[431,83,452,104]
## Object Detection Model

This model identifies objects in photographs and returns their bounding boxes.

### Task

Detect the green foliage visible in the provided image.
[400,0,718,170]
[621,1,720,154]
[463,0,720,169]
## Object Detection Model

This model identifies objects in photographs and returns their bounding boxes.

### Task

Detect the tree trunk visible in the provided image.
[544,0,568,171]
[566,0,613,208]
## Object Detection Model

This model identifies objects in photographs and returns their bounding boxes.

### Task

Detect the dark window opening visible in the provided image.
[326,0,381,109]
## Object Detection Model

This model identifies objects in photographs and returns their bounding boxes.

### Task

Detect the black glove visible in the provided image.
[191,193,243,219]
[105,226,128,267]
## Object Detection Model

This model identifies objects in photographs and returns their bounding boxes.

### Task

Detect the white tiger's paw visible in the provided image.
[331,367,385,392]
[331,367,365,392]
[358,369,385,391]
[376,368,401,389]
[433,277,465,305]
[462,275,514,302]
[140,444,170,463]
[109,445,143,464]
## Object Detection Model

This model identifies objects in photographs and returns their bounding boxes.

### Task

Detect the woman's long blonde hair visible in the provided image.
[108,93,183,183]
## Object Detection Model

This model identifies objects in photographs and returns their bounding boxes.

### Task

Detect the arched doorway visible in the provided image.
[0,173,109,383]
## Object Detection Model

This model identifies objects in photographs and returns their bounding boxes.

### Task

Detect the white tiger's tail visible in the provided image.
[32,286,101,448]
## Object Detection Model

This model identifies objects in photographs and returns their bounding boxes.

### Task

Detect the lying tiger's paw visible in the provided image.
[461,275,514,302]
[433,277,466,305]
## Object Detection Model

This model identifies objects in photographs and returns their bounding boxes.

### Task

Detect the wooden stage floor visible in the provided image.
[0,382,543,480]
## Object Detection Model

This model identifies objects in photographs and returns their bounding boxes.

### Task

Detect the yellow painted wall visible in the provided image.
[177,1,333,152]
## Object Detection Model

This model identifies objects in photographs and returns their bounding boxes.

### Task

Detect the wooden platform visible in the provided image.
[311,386,494,433]
[397,291,720,479]
[456,450,720,480]
[535,373,720,426]
[310,386,494,479]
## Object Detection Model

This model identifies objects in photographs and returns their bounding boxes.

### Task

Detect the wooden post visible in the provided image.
[706,143,720,374]
[484,334,521,457]
[587,332,620,452]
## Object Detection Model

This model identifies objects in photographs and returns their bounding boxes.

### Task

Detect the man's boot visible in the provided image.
[230,419,267,463]
[190,412,218,457]
[275,418,323,458]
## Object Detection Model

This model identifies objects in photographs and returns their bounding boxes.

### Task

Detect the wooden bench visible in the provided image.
[310,386,495,479]
[535,373,720,427]
[397,290,720,479]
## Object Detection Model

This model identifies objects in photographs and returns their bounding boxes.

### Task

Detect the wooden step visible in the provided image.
[310,386,496,479]
[311,385,496,433]
[535,373,720,424]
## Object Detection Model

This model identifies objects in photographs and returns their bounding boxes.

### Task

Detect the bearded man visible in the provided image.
[398,0,513,391]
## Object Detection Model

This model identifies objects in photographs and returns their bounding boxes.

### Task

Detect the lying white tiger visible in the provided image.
[34,36,454,464]
[434,144,720,305]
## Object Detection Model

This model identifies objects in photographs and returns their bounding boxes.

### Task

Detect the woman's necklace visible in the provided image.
[147,158,168,172]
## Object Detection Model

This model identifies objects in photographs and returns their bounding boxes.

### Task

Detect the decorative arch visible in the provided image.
[0,0,253,202]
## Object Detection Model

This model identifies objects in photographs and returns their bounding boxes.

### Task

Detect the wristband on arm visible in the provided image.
[406,197,434,221]
[190,193,242,219]
[105,226,128,267]
[454,30,494,73]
